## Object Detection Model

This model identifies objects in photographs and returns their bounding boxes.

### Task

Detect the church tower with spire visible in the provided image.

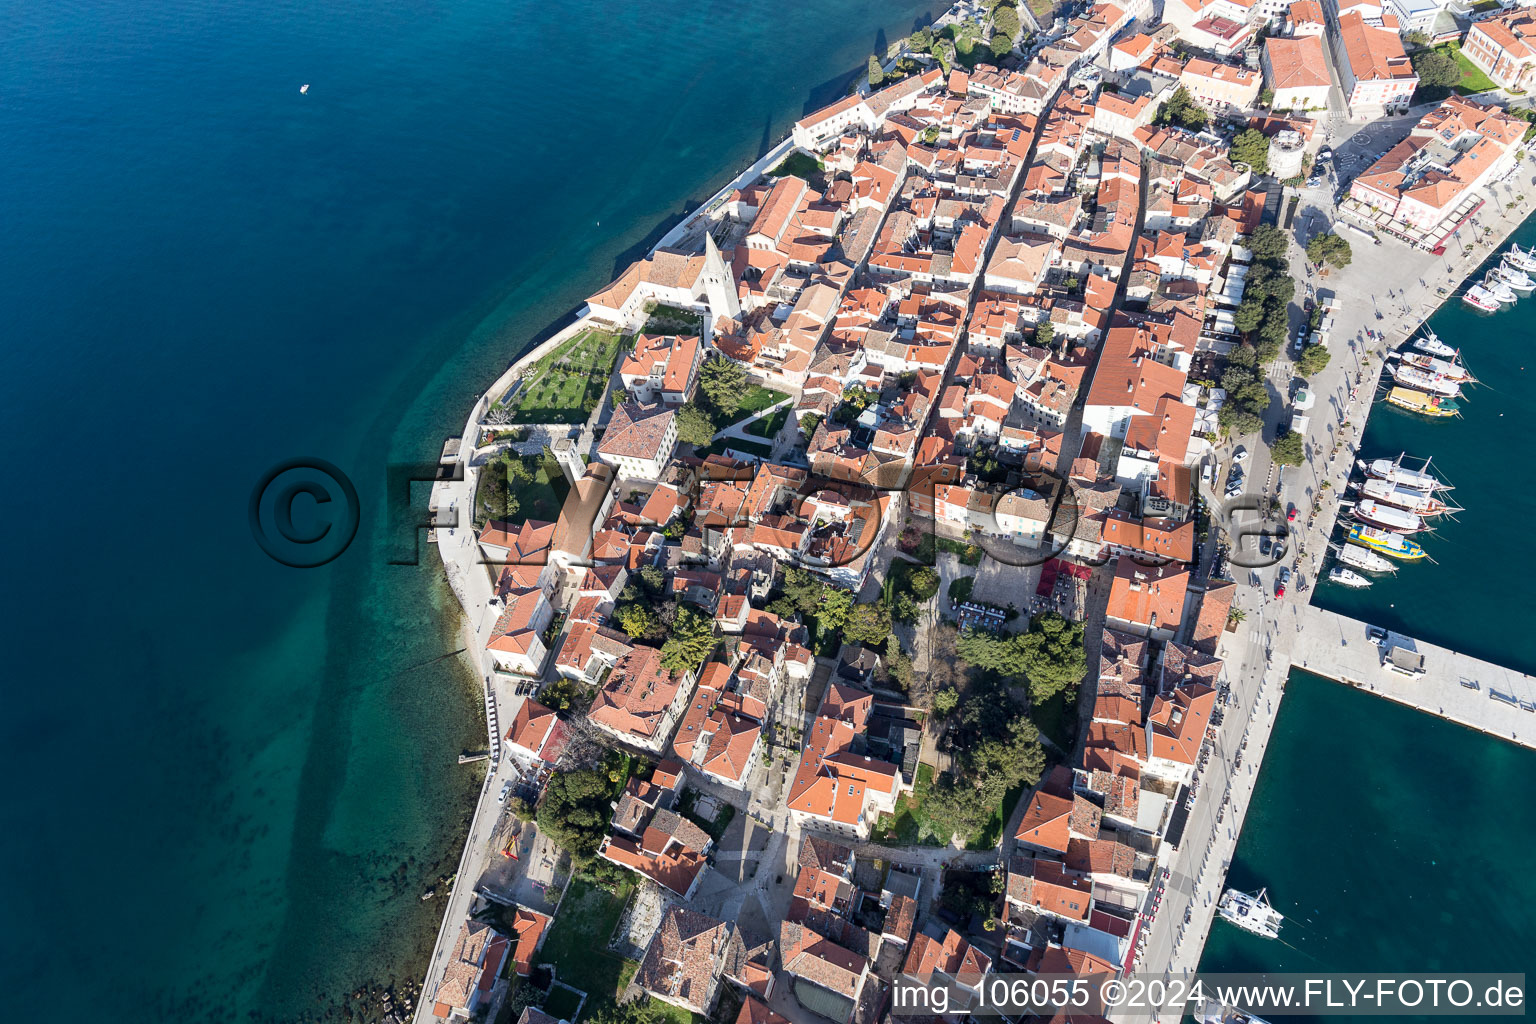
[699,230,740,335]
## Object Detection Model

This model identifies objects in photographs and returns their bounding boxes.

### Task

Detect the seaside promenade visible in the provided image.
[1128,155,1536,1004]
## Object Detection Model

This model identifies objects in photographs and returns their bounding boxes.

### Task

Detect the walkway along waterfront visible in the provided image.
[1135,158,1536,1000]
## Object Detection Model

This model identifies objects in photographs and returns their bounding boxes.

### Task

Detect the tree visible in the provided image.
[868,55,885,88]
[1233,297,1266,335]
[1270,429,1306,466]
[1015,612,1086,704]
[537,769,612,862]
[674,403,716,447]
[660,604,717,673]
[1297,343,1332,377]
[698,356,748,416]
[1035,320,1054,347]
[1246,224,1289,262]
[1412,48,1461,95]
[615,602,654,638]
[844,602,892,647]
[780,567,827,616]
[1306,232,1353,269]
[799,412,823,437]
[934,688,959,716]
[818,586,854,633]
[1229,128,1270,175]
[910,26,934,53]
[1155,86,1208,131]
[1235,381,1271,412]
[588,1000,666,1024]
[1259,86,1275,107]
[908,567,941,601]
[1218,404,1264,437]
[990,30,1014,58]
[991,6,1020,45]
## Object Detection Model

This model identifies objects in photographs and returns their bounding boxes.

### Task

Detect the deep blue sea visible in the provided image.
[0,0,934,1019]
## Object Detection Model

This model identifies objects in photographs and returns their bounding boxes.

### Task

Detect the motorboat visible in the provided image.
[1411,329,1456,359]
[1359,477,1459,515]
[1464,284,1501,311]
[1493,263,1535,292]
[1338,542,1398,573]
[1506,242,1536,273]
[1329,567,1371,588]
[1482,273,1518,304]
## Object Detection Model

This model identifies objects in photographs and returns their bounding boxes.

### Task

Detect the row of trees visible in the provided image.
[1220,224,1296,437]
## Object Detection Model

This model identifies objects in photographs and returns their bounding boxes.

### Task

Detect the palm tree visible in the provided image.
[1227,608,1247,628]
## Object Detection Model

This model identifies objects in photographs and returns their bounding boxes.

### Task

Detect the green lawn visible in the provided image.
[744,406,790,438]
[736,385,789,417]
[870,763,945,846]
[770,152,824,179]
[1441,42,1499,95]
[537,878,634,1005]
[506,330,625,424]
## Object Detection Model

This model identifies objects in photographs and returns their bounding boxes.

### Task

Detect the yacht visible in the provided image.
[1329,567,1371,588]
[1401,351,1473,382]
[1390,362,1461,397]
[1359,477,1458,516]
[1218,888,1284,938]
[1464,284,1501,312]
[1354,498,1426,533]
[1362,454,1450,491]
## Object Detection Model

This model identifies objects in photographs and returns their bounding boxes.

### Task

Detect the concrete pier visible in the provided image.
[1292,606,1536,750]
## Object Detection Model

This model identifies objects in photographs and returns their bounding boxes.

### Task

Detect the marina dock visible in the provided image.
[1291,606,1536,751]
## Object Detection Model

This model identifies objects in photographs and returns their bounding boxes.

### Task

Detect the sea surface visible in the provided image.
[1312,211,1536,675]
[0,0,935,1019]
[1198,671,1536,1002]
[1201,216,1536,1002]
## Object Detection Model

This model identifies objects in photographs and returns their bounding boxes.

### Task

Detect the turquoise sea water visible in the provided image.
[1312,212,1536,674]
[0,1,934,1019]
[1203,216,1536,1003]
[1199,671,1536,993]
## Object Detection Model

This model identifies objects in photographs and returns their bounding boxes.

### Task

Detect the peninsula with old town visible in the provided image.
[402,1,1536,1022]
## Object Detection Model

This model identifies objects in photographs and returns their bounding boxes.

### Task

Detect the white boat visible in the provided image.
[1359,477,1458,515]
[1482,273,1518,304]
[1411,329,1456,359]
[1218,888,1284,939]
[1390,362,1462,397]
[1401,351,1473,382]
[1493,264,1535,292]
[1329,567,1372,588]
[300,83,310,94]
[1506,243,1536,273]
[1464,285,1501,312]
[1355,498,1426,533]
[1339,542,1398,573]
[1362,454,1450,492]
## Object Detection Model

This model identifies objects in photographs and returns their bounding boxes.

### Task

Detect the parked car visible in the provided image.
[1232,445,1249,463]
[1287,506,1299,522]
